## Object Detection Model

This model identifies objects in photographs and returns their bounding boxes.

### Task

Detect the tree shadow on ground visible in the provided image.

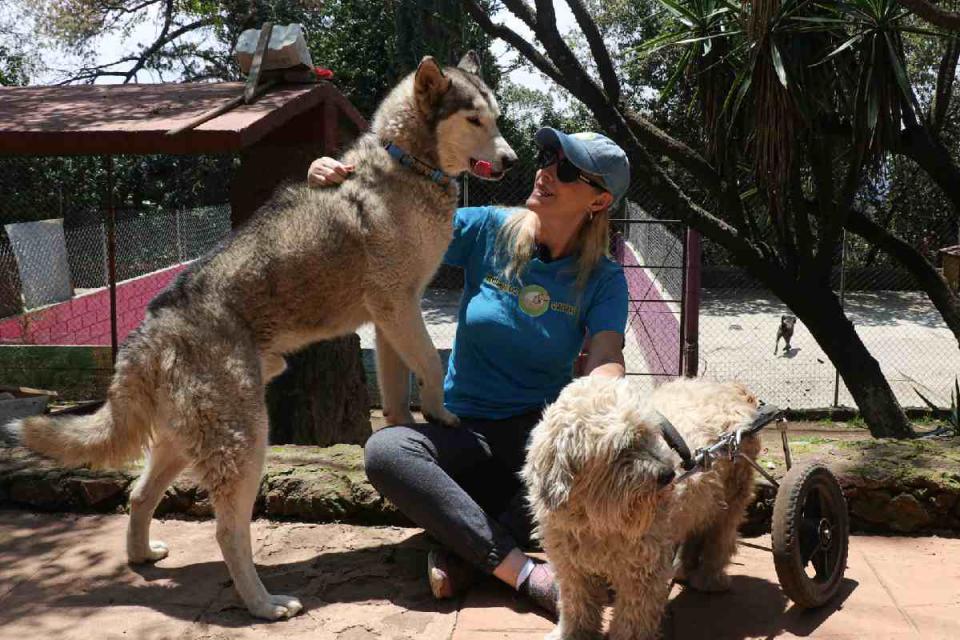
[665,575,858,639]
[702,288,949,330]
[0,525,455,630]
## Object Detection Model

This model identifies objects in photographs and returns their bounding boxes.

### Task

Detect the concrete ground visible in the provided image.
[697,289,960,412]
[2,510,958,640]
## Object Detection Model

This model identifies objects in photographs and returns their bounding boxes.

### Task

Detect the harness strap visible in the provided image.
[654,411,696,471]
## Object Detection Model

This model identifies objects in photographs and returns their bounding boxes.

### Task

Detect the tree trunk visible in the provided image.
[846,209,960,348]
[786,283,915,438]
[898,126,960,215]
[266,335,371,446]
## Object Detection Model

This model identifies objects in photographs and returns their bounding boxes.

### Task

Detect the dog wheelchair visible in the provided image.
[661,404,850,609]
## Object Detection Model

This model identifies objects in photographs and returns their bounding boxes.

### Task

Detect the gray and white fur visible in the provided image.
[1,51,515,620]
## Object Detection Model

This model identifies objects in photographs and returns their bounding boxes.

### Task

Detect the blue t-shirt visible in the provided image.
[442,206,628,419]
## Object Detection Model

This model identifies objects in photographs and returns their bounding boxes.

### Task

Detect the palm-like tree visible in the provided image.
[629,0,959,435]
[463,0,957,437]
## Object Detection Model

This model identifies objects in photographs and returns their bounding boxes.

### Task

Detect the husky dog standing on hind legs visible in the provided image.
[1,51,515,620]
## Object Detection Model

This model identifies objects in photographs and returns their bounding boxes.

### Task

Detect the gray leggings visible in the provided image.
[363,411,541,573]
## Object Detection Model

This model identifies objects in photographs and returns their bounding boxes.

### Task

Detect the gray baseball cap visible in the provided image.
[535,127,631,205]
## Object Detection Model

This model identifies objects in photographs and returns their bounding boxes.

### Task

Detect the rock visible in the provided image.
[73,477,127,507]
[850,490,894,525]
[2,438,960,536]
[887,493,932,533]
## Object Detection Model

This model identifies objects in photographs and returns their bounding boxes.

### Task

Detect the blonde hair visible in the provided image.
[495,204,612,291]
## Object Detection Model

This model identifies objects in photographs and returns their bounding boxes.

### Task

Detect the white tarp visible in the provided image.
[4,219,74,309]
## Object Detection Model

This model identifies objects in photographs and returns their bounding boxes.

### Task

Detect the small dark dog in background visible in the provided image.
[775,315,796,354]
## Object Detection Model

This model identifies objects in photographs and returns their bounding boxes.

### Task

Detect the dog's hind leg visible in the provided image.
[683,518,737,592]
[375,327,413,425]
[686,455,758,593]
[127,436,188,563]
[673,534,705,584]
[206,406,303,620]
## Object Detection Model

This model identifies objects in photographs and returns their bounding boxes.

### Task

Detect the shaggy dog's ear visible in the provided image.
[415,56,451,114]
[457,50,482,75]
[523,424,581,512]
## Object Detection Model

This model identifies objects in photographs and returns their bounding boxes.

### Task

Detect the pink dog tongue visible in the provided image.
[472,160,493,178]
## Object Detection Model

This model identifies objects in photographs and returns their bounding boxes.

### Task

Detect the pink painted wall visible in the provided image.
[0,264,187,346]
[613,237,681,379]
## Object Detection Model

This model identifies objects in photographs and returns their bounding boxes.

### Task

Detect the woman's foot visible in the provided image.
[518,561,560,617]
[427,549,478,599]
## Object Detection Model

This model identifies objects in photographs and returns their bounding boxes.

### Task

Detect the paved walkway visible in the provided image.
[2,511,958,639]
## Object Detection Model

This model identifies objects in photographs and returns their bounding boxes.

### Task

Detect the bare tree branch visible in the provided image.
[564,0,620,103]
[932,36,960,132]
[122,16,215,83]
[621,108,720,192]
[461,0,570,91]
[532,0,605,102]
[500,0,537,29]
[55,56,139,85]
[897,0,960,31]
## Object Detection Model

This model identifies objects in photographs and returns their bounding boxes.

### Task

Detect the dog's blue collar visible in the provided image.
[384,142,456,188]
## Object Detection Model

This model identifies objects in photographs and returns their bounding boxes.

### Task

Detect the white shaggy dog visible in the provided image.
[523,376,760,640]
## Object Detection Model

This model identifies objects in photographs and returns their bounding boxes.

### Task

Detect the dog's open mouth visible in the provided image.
[469,158,505,181]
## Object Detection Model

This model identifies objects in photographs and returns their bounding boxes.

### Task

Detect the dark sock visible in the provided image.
[518,561,559,617]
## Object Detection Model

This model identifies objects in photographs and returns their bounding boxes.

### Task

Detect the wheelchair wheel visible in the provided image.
[771,462,849,608]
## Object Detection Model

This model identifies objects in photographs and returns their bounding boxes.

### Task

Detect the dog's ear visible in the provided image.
[414,56,451,114]
[523,425,580,512]
[457,50,482,75]
[781,315,787,322]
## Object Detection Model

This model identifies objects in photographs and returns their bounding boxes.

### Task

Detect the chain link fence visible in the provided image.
[406,153,960,414]
[0,154,233,398]
[4,152,957,413]
[697,220,960,410]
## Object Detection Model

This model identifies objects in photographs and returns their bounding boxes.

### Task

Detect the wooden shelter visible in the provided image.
[0,80,371,445]
[0,80,367,225]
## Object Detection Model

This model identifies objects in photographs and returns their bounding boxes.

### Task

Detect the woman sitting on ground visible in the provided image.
[307,127,631,616]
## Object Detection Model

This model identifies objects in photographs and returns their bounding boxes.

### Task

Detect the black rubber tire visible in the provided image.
[771,462,849,608]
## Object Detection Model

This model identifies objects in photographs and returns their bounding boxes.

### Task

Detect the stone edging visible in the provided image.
[2,439,958,535]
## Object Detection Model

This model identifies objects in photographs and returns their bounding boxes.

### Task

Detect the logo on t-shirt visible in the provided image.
[519,284,550,317]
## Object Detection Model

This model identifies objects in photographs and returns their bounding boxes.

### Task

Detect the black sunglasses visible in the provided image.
[536,146,607,192]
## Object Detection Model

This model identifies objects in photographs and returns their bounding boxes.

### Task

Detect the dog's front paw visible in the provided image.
[686,571,731,593]
[424,407,460,428]
[128,540,169,564]
[249,594,304,620]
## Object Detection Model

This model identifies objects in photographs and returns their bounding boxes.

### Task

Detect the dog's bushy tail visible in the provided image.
[5,349,159,469]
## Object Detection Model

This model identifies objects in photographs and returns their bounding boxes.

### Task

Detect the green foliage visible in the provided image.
[598,0,959,267]
[0,45,29,85]
[2,1,507,230]
[26,0,500,116]
[914,378,960,437]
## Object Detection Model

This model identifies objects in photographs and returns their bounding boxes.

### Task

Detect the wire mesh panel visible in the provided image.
[613,206,685,382]
[0,155,233,349]
[697,221,960,410]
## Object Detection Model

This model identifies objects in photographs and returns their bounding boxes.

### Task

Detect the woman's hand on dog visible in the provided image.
[308,157,355,188]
